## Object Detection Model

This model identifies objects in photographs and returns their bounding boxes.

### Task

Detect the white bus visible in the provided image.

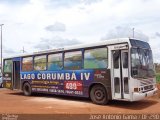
[3,38,158,104]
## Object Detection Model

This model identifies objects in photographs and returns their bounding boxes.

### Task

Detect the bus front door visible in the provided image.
[112,50,130,100]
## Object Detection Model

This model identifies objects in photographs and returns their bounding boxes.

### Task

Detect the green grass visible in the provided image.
[156,73,160,83]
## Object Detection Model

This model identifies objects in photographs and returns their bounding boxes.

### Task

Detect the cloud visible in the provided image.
[101,26,149,42]
[152,46,160,63]
[81,0,102,5]
[3,48,16,54]
[45,0,102,8]
[45,22,66,32]
[49,0,80,8]
[3,47,17,57]
[155,32,160,37]
[0,0,29,5]
[34,36,81,50]
[3,46,28,58]
[1,0,160,63]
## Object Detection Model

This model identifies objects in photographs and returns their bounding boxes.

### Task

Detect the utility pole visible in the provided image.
[21,46,26,53]
[0,24,4,73]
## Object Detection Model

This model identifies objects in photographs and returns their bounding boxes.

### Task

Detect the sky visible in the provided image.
[0,0,160,62]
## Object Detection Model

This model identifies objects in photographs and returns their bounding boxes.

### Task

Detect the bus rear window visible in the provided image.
[64,51,82,70]
[22,57,33,71]
[4,60,12,73]
[34,55,47,70]
[84,47,108,69]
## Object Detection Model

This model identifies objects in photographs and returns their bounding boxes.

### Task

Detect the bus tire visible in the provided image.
[23,82,32,96]
[90,84,108,105]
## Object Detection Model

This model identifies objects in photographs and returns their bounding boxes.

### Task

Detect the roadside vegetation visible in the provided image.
[155,63,160,83]
[155,63,160,98]
[156,73,160,83]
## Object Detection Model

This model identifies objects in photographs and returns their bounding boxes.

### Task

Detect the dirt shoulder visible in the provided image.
[0,87,160,114]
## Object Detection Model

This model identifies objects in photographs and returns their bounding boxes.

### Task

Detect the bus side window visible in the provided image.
[4,60,12,73]
[84,47,108,69]
[64,51,82,70]
[22,57,33,71]
[34,55,47,71]
[48,53,63,70]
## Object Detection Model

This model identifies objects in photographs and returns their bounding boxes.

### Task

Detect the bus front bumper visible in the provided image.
[132,88,158,101]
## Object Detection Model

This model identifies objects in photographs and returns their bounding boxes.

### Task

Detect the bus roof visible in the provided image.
[3,38,146,59]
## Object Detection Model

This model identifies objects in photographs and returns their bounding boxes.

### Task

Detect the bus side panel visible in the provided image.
[3,72,12,89]
[20,69,111,98]
[83,69,111,99]
[93,69,111,99]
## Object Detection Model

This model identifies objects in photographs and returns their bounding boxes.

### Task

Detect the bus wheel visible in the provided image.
[23,82,32,96]
[90,85,108,105]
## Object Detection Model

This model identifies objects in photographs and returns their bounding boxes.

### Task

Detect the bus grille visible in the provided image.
[140,79,154,92]
[144,85,153,91]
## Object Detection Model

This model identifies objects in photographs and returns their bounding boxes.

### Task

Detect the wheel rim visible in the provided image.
[94,89,105,101]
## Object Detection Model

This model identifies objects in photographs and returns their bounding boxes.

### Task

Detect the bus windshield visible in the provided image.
[131,48,155,78]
